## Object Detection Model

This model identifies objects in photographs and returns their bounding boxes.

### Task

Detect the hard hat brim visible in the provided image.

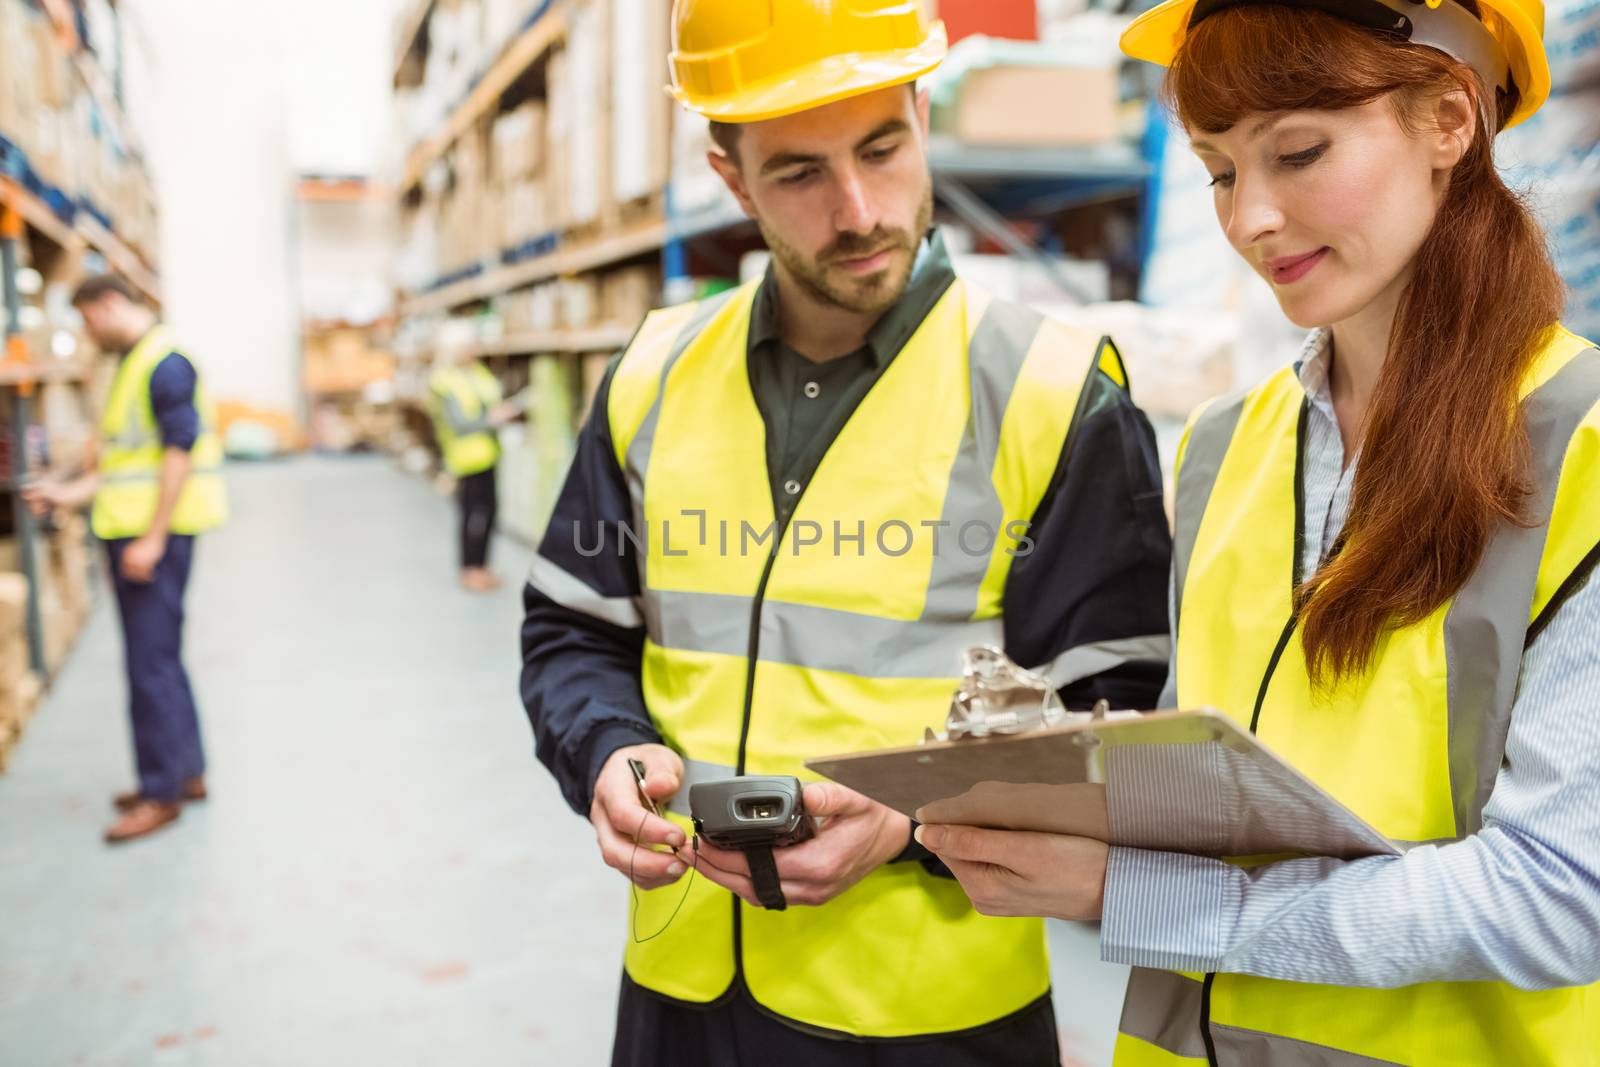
[1118,0,1549,129]
[672,22,948,124]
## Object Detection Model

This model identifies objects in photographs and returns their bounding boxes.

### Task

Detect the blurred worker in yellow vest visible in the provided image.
[518,2,1173,1064]
[427,319,520,593]
[23,274,226,845]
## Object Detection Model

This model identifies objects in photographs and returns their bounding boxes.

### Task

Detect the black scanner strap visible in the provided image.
[746,845,787,911]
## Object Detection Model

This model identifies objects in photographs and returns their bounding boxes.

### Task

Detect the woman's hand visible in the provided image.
[915,824,1108,921]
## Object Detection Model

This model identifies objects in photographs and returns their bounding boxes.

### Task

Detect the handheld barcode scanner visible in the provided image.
[689,777,815,910]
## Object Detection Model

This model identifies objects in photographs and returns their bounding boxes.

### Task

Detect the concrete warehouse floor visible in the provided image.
[0,456,1129,1066]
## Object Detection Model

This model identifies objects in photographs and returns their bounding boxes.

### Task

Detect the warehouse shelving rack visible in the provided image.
[387,1,1162,545]
[391,2,1159,333]
[0,186,105,683]
[1,3,161,692]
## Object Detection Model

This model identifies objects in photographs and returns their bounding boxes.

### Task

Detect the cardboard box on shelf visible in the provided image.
[608,0,672,205]
[562,0,611,227]
[668,108,738,219]
[215,401,305,454]
[0,571,28,643]
[579,352,613,423]
[492,101,546,184]
[544,49,572,231]
[938,62,1116,145]
[0,0,41,147]
[930,32,1121,147]
[304,329,396,395]
[30,17,70,108]
[0,669,43,761]
[0,634,27,694]
[557,275,598,330]
[528,282,559,332]
[600,266,659,327]
[500,176,549,251]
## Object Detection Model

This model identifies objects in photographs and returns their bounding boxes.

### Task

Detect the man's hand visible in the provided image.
[692,782,910,908]
[120,533,168,584]
[913,824,1108,922]
[489,401,521,428]
[18,481,62,519]
[22,472,98,517]
[590,744,689,890]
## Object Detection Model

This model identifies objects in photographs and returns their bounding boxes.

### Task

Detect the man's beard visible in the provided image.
[759,182,934,316]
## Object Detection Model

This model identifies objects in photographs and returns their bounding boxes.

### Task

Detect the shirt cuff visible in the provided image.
[1099,846,1238,972]
[576,718,662,813]
[889,819,923,862]
[888,820,956,879]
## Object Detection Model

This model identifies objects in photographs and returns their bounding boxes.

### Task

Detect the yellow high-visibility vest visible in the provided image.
[603,278,1130,1038]
[92,326,228,540]
[429,362,503,477]
[1116,327,1600,1066]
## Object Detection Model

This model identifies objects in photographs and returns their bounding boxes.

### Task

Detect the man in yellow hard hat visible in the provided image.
[519,2,1172,1062]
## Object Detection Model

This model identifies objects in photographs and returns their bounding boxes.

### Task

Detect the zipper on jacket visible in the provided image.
[1199,972,1220,1065]
[1199,401,1312,1060]
[729,509,794,986]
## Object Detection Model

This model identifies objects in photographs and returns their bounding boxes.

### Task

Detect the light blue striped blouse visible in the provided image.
[1102,329,1600,989]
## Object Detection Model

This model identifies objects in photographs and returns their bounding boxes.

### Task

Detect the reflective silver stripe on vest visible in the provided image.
[1118,968,1209,1059]
[643,587,1003,679]
[1172,391,1249,635]
[1211,1023,1404,1066]
[106,430,159,451]
[920,299,1043,622]
[665,758,738,819]
[99,463,224,486]
[622,288,744,578]
[526,553,645,629]
[1035,633,1172,690]
[441,390,493,436]
[1445,346,1600,836]
[1119,968,1406,1065]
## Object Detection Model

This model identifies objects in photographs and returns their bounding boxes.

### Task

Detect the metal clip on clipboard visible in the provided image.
[809,646,1401,861]
[931,646,1141,743]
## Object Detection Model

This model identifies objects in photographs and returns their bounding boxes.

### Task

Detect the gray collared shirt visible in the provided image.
[1108,328,1600,989]
[745,234,953,527]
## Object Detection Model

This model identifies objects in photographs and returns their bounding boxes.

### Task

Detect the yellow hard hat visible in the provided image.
[1120,0,1550,128]
[669,0,948,124]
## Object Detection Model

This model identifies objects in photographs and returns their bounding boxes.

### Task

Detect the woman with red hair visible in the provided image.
[915,1,1600,1062]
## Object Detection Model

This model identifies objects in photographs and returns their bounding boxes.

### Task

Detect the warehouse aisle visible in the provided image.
[0,457,1126,1066]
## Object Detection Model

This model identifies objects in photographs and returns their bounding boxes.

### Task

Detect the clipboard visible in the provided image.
[807,708,1401,861]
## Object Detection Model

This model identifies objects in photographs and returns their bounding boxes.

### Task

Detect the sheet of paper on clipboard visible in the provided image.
[805,647,1400,861]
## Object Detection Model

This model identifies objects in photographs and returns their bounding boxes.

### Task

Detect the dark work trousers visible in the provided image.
[105,534,205,803]
[611,975,1061,1067]
[458,466,498,569]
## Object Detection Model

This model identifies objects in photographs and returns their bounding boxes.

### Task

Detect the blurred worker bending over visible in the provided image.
[24,274,227,844]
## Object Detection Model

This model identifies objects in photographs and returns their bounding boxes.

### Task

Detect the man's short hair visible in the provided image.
[709,82,917,167]
[71,274,142,308]
[708,120,741,163]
